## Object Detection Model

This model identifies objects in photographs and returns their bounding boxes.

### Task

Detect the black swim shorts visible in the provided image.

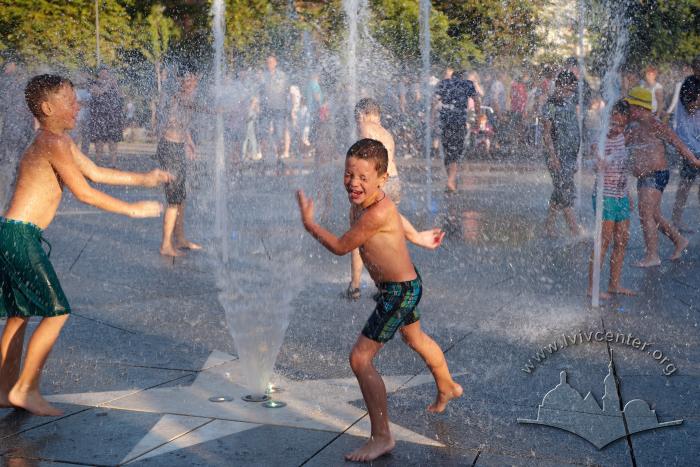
[0,217,71,318]
[637,170,670,193]
[155,139,187,205]
[362,271,422,344]
[441,123,467,166]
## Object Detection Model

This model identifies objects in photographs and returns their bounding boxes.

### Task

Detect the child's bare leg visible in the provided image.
[160,204,184,257]
[399,321,462,413]
[562,206,581,236]
[173,203,202,250]
[446,162,458,191]
[108,142,118,165]
[635,188,662,267]
[544,203,558,237]
[588,221,613,299]
[8,315,69,416]
[671,177,693,228]
[655,210,688,261]
[0,317,29,407]
[609,220,636,295]
[346,335,395,462]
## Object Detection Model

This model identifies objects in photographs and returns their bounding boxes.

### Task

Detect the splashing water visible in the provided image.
[591,1,630,307]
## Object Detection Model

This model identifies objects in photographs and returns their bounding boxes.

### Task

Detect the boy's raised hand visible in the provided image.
[296,190,315,227]
[415,228,445,250]
[143,169,174,187]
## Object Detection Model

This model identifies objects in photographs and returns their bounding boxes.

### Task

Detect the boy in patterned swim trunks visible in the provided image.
[624,86,700,267]
[0,75,171,416]
[297,139,461,463]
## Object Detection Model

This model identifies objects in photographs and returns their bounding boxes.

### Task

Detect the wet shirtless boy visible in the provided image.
[297,139,461,462]
[624,86,700,267]
[0,75,170,416]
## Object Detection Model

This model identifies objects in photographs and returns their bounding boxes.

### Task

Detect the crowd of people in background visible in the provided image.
[1,52,699,242]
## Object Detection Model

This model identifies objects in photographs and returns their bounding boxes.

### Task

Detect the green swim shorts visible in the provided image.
[361,270,422,344]
[592,195,630,222]
[0,217,71,318]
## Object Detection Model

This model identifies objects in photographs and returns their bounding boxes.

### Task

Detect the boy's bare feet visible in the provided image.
[160,245,184,257]
[345,434,395,463]
[608,286,637,296]
[633,257,661,268]
[428,382,463,413]
[8,387,63,416]
[670,237,689,261]
[175,240,203,251]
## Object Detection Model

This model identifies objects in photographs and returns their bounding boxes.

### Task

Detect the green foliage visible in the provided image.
[0,0,135,70]
[624,0,700,66]
[0,0,696,76]
[369,0,479,68]
[433,0,548,66]
[137,4,180,67]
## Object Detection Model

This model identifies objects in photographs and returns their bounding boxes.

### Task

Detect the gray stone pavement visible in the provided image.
[1,152,698,466]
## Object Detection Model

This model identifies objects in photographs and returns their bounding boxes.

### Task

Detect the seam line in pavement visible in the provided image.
[0,407,93,441]
[1,454,110,467]
[601,317,637,467]
[68,231,94,272]
[471,450,480,466]
[71,312,140,335]
[121,418,215,465]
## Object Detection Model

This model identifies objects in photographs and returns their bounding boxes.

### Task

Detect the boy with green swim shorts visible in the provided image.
[1,74,171,417]
[297,139,460,463]
[588,100,636,299]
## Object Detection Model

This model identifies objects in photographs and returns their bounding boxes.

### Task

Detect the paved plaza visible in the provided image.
[1,150,698,466]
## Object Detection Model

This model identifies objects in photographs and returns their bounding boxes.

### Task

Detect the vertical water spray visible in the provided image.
[420,0,432,215]
[344,0,359,142]
[212,0,228,264]
[591,1,629,307]
[575,0,586,215]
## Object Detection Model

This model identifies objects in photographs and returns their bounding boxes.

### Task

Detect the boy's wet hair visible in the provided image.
[25,74,74,119]
[354,98,381,119]
[679,76,700,110]
[346,138,388,175]
[612,99,630,116]
[555,70,577,88]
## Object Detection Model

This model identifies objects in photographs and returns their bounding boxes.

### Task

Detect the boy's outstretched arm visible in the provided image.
[297,190,382,255]
[400,215,444,249]
[49,137,163,218]
[70,140,173,187]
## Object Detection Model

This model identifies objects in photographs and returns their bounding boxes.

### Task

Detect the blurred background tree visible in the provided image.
[0,0,697,75]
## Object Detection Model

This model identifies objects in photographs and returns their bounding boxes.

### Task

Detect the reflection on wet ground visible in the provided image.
[439,193,535,247]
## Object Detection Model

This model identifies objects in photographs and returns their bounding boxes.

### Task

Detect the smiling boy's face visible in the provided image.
[344,157,387,208]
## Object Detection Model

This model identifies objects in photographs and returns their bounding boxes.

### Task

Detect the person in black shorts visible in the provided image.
[435,69,480,192]
[155,66,202,257]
